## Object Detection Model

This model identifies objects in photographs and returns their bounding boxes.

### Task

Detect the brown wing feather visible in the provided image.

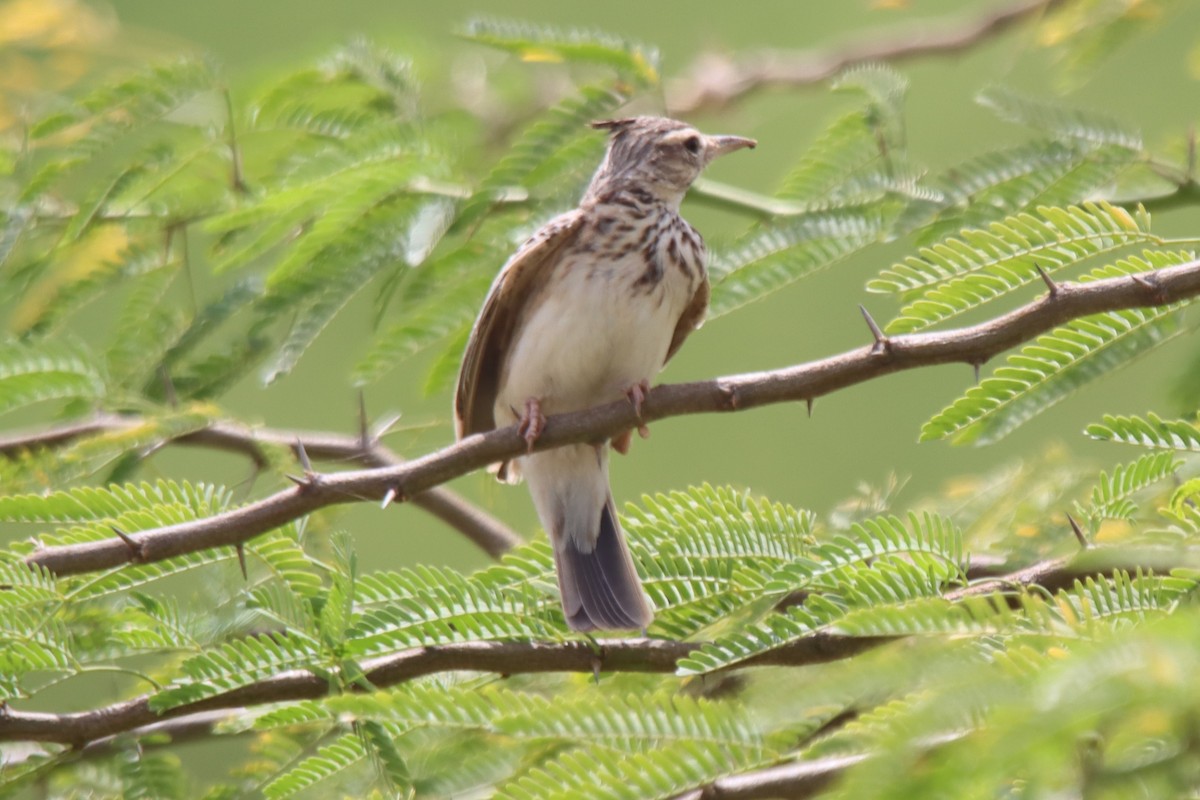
[454,210,584,440]
[664,274,709,364]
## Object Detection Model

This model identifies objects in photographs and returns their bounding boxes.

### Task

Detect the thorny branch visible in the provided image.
[0,413,522,559]
[667,0,1061,114]
[0,547,1180,748]
[16,255,1200,578]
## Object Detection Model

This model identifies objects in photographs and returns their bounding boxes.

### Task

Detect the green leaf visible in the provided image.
[494,739,769,800]
[871,201,1155,302]
[709,207,890,318]
[0,339,106,416]
[1086,413,1200,452]
[461,18,660,84]
[455,84,624,229]
[0,479,231,524]
[105,263,186,388]
[1082,452,1182,523]
[977,86,1143,151]
[678,559,951,676]
[150,631,322,711]
[351,267,490,386]
[920,253,1193,445]
[765,511,965,593]
[496,693,764,752]
[347,567,549,656]
[263,730,364,799]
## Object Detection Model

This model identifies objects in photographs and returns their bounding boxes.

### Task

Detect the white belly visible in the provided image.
[494,246,695,425]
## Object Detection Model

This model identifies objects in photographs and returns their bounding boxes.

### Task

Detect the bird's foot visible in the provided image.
[625,379,650,418]
[516,397,545,453]
[613,381,651,455]
[625,380,651,439]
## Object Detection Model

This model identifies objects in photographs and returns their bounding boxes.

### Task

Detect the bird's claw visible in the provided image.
[612,381,651,454]
[517,397,545,453]
[625,380,650,420]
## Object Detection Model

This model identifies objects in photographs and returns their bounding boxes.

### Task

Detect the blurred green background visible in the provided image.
[10,0,1200,574]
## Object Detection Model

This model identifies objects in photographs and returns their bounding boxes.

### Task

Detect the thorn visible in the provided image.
[719,383,740,411]
[235,543,248,580]
[805,398,814,417]
[371,411,403,441]
[111,526,144,562]
[859,304,889,354]
[1034,263,1059,298]
[972,361,982,385]
[285,473,310,488]
[357,390,371,451]
[295,437,313,474]
[1066,514,1089,550]
[1131,272,1168,304]
[380,485,398,510]
[158,366,178,408]
[591,656,602,685]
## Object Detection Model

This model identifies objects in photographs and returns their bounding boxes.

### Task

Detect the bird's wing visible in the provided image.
[455,210,585,439]
[664,272,710,364]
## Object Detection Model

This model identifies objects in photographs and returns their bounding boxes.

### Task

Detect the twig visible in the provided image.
[667,0,1061,114]
[0,414,522,561]
[19,257,1200,578]
[0,548,1175,747]
[675,732,968,800]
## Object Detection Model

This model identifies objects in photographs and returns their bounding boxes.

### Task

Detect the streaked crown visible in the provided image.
[584,116,755,208]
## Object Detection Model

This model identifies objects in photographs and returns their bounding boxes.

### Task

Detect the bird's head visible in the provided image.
[585,116,756,209]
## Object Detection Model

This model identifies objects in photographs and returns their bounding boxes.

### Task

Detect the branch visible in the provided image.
[667,0,1060,114]
[0,636,881,747]
[0,413,521,560]
[21,257,1200,578]
[675,732,968,800]
[0,548,1182,748]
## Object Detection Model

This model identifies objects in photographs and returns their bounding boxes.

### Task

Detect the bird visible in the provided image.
[454,116,756,631]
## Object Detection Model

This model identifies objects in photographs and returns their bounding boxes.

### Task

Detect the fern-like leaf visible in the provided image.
[497,693,764,752]
[348,570,548,656]
[0,339,106,416]
[1080,452,1182,524]
[1085,413,1200,452]
[709,207,890,317]
[494,739,769,800]
[461,18,660,85]
[978,86,1143,151]
[0,479,231,524]
[920,253,1192,445]
[263,730,364,799]
[765,511,965,593]
[150,631,322,710]
[869,202,1153,299]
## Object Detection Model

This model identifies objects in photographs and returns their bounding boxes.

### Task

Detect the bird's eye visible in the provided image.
[683,135,702,155]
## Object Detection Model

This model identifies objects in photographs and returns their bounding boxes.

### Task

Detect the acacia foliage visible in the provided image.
[4,5,1200,799]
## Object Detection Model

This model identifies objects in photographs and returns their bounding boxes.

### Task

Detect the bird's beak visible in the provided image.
[706,134,757,159]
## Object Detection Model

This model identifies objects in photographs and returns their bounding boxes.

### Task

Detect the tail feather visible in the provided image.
[523,444,654,632]
[555,501,653,631]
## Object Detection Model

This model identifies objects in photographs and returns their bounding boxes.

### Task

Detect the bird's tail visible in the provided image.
[522,444,653,631]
